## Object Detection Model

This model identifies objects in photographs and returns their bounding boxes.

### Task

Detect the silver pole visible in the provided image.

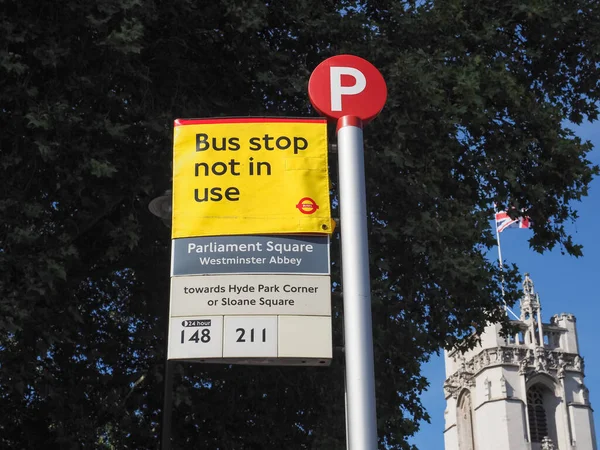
[337,116,378,449]
[345,377,350,450]
[495,212,507,302]
[494,210,520,321]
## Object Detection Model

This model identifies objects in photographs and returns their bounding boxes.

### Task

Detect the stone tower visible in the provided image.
[443,274,596,450]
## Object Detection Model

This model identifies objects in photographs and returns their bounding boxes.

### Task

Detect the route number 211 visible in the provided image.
[236,327,266,343]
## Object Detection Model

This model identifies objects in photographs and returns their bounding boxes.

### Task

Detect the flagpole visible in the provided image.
[495,212,507,301]
[494,209,520,321]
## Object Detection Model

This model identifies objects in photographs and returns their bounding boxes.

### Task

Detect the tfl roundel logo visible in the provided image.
[296,197,319,215]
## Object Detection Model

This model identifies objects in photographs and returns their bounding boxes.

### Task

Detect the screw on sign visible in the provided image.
[308,54,387,124]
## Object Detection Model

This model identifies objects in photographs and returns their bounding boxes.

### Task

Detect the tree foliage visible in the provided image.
[1,0,598,448]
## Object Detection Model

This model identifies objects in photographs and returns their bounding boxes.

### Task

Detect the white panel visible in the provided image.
[223,316,278,358]
[170,274,331,316]
[278,315,332,359]
[167,316,223,360]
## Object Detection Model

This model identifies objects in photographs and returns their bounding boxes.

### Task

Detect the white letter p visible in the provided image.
[330,66,366,111]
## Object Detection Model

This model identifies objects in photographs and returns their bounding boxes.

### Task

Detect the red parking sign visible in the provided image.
[308,55,387,124]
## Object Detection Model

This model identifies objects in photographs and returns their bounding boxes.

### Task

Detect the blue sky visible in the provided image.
[409,120,600,449]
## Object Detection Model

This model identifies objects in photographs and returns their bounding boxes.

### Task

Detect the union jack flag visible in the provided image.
[495,211,531,233]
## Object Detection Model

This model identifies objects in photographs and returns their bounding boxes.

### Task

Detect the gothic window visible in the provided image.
[527,385,549,442]
[457,391,475,450]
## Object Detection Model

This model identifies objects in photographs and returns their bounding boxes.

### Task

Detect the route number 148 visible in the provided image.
[181,328,211,344]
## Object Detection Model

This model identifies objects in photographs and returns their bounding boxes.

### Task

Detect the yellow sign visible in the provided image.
[172,118,333,238]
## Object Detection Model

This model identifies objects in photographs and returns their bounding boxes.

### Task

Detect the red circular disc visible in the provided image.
[295,197,319,215]
[308,54,387,124]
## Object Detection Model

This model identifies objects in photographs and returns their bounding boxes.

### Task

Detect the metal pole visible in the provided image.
[495,212,507,301]
[161,360,174,450]
[337,116,378,449]
[345,376,350,450]
[494,211,520,321]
